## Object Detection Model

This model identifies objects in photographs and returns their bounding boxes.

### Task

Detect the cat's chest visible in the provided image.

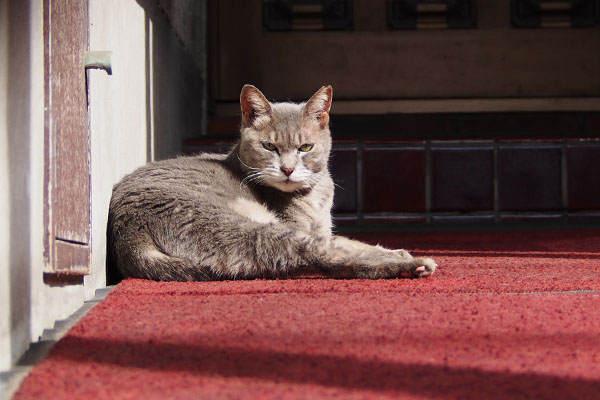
[243,176,334,234]
[281,185,333,233]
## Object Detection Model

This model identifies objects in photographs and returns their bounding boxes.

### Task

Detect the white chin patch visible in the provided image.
[269,179,307,192]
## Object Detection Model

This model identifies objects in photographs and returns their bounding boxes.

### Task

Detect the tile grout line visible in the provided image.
[493,139,500,222]
[356,139,364,224]
[425,140,432,223]
[561,138,568,221]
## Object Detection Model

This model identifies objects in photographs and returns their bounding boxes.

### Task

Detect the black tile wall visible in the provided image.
[583,114,600,134]
[568,213,600,223]
[363,215,427,225]
[498,144,562,211]
[459,114,579,137]
[500,214,563,223]
[329,112,593,140]
[182,132,600,226]
[332,215,359,226]
[431,215,495,224]
[567,143,600,210]
[330,147,358,212]
[363,146,426,213]
[431,145,494,211]
[330,115,457,137]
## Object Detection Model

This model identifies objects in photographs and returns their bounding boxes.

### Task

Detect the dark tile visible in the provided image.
[330,147,358,213]
[567,143,600,210]
[431,146,494,211]
[459,114,512,136]
[498,145,562,211]
[460,113,579,137]
[431,215,495,224]
[363,147,426,212]
[330,114,456,138]
[499,214,563,223]
[332,215,359,226]
[363,215,427,225]
[582,113,600,135]
[567,212,600,224]
[513,113,578,136]
[207,117,240,135]
[393,115,458,137]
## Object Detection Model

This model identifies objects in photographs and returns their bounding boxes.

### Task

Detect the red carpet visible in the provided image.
[13,229,600,399]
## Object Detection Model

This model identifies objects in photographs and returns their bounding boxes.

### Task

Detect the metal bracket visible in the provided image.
[84,51,113,75]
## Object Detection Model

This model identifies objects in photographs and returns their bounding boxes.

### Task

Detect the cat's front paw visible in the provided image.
[401,257,437,279]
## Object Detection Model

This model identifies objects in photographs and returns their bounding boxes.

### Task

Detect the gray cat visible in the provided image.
[107,85,437,281]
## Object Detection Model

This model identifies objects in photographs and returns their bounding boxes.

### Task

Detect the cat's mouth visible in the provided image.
[282,177,301,187]
[283,176,307,185]
[269,176,307,192]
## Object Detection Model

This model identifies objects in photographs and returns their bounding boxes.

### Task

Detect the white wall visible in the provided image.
[0,0,11,371]
[0,0,151,370]
[0,0,44,370]
[85,0,152,298]
[28,0,86,357]
[158,0,207,136]
[0,0,205,371]
[159,0,207,70]
[142,0,206,159]
[0,0,94,370]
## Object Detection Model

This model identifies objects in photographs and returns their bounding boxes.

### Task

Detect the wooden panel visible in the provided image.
[44,0,91,275]
[53,240,91,275]
[210,0,600,104]
[49,0,90,244]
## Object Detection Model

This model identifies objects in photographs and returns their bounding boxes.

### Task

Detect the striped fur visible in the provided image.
[107,86,437,281]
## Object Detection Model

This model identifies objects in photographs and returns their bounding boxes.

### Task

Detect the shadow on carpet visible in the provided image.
[13,229,600,399]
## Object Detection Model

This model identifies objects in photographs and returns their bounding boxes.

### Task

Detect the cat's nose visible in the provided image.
[280,167,294,177]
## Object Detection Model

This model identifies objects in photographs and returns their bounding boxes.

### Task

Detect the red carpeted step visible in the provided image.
[13,229,600,399]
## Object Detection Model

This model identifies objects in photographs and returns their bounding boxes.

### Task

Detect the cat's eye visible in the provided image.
[262,142,277,152]
[298,143,314,152]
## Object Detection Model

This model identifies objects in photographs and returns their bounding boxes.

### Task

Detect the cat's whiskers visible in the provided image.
[263,166,281,179]
[294,169,311,180]
[264,166,279,175]
[237,153,260,171]
[240,171,265,189]
[242,172,262,183]
[304,174,322,188]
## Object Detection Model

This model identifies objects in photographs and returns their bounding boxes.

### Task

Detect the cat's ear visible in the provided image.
[240,84,271,127]
[304,85,333,129]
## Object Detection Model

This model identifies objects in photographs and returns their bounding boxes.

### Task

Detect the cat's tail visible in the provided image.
[108,230,213,282]
[142,244,214,281]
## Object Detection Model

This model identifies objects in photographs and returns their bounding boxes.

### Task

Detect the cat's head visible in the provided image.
[237,85,333,193]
